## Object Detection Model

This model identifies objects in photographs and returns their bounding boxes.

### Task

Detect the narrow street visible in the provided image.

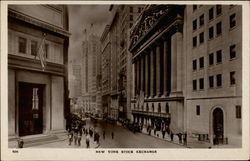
[85,119,184,148]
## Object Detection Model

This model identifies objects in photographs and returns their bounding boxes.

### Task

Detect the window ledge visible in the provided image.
[216,34,222,38]
[229,57,236,61]
[229,26,237,31]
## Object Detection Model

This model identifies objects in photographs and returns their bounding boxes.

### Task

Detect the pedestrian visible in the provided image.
[103,130,105,140]
[170,131,174,141]
[74,128,78,145]
[77,131,82,146]
[96,132,100,145]
[86,134,90,148]
[183,132,187,146]
[162,125,166,139]
[68,129,73,146]
[177,133,182,144]
[154,127,157,136]
[111,131,114,139]
[148,126,151,135]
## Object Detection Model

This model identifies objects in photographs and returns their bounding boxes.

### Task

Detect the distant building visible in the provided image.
[100,25,111,118]
[8,5,70,139]
[70,61,82,98]
[81,28,102,116]
[105,5,145,121]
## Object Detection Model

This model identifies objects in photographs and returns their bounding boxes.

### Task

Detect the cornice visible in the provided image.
[8,9,70,37]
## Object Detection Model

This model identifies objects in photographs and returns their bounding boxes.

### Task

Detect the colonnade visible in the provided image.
[134,38,171,98]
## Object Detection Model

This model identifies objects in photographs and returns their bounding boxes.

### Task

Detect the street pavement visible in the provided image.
[25,118,235,148]
[30,118,184,148]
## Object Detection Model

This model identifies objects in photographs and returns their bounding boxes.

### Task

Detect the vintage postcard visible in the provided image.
[1,1,249,160]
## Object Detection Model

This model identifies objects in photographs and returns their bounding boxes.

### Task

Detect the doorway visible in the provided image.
[213,108,224,145]
[19,82,44,136]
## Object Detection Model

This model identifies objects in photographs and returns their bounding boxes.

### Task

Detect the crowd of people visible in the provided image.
[67,119,101,148]
[146,124,187,145]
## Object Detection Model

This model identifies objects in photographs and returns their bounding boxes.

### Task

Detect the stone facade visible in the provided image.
[129,5,242,147]
[8,5,70,139]
[185,5,242,147]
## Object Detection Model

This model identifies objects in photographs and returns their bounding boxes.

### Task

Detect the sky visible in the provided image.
[68,5,112,61]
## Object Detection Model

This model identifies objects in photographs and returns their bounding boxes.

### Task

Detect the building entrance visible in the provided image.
[19,82,44,136]
[213,108,224,145]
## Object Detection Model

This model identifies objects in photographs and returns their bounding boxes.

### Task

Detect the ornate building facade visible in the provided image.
[129,5,185,134]
[8,5,70,140]
[129,5,242,147]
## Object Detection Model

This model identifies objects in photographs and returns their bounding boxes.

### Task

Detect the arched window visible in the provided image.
[158,103,161,113]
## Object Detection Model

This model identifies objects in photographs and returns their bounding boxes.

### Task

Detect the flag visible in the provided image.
[35,33,47,71]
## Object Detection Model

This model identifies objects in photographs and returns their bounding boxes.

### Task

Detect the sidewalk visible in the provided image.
[140,127,234,148]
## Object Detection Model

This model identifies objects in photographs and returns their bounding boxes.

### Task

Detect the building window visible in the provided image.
[31,40,38,56]
[209,53,214,65]
[138,7,141,13]
[44,44,49,58]
[130,15,133,21]
[209,76,214,88]
[236,105,241,119]
[199,32,204,44]
[129,23,133,28]
[199,78,204,90]
[146,103,149,112]
[216,5,222,15]
[193,59,197,70]
[196,105,200,115]
[193,80,197,90]
[32,88,39,110]
[193,19,197,31]
[230,71,236,85]
[166,103,169,113]
[230,44,236,59]
[209,8,214,20]
[130,7,133,13]
[193,36,197,47]
[216,22,222,35]
[152,104,154,113]
[230,13,236,28]
[158,103,161,113]
[18,37,27,54]
[193,5,197,11]
[216,50,222,63]
[199,14,204,27]
[199,57,204,68]
[216,74,222,87]
[209,26,214,39]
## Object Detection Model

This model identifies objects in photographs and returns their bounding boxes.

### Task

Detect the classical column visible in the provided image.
[145,52,149,97]
[163,39,168,96]
[150,48,154,97]
[156,43,161,97]
[171,31,183,96]
[140,55,144,93]
[134,61,137,96]
[136,59,140,94]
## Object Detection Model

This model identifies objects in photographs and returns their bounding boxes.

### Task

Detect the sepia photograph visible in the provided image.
[1,1,249,160]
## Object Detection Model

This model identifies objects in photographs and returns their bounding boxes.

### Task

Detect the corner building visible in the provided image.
[8,5,70,138]
[185,5,242,147]
[129,5,186,134]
